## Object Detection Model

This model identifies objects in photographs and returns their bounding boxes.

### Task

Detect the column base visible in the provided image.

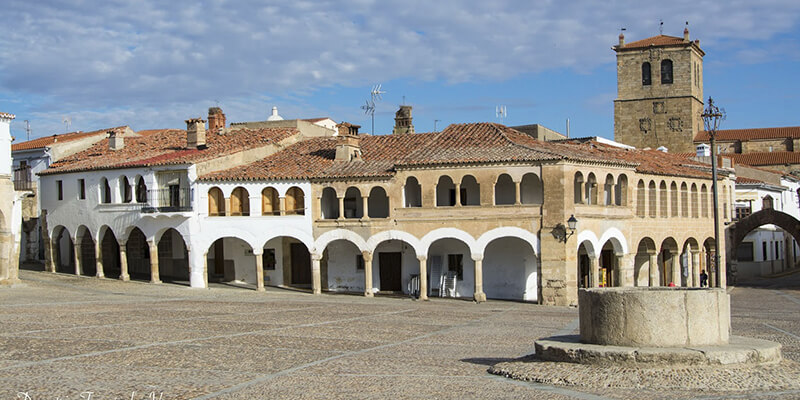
[364,291,374,297]
[474,292,486,303]
[0,278,24,287]
[120,274,130,282]
[96,273,105,279]
[151,279,162,284]
[257,287,266,292]
[419,293,429,301]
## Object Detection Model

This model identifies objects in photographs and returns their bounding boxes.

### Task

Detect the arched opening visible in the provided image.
[701,184,709,218]
[483,237,538,301]
[368,186,389,218]
[648,181,657,217]
[659,181,668,217]
[642,62,652,85]
[520,173,543,204]
[604,175,614,205]
[125,228,150,281]
[634,238,657,287]
[320,187,339,219]
[661,59,673,84]
[78,228,97,276]
[286,186,305,215]
[158,229,189,284]
[52,227,75,274]
[615,174,628,206]
[208,187,225,216]
[659,238,679,286]
[680,182,688,217]
[120,176,132,203]
[577,241,595,288]
[636,180,645,217]
[135,176,147,203]
[374,240,418,294]
[703,237,719,287]
[763,195,774,210]
[691,183,699,218]
[320,239,364,293]
[343,187,363,218]
[427,238,473,298]
[100,228,121,279]
[729,209,800,283]
[436,176,456,207]
[670,182,679,217]
[585,173,598,205]
[681,238,700,287]
[460,175,480,206]
[262,187,280,215]
[574,172,584,204]
[599,241,621,287]
[207,237,256,287]
[230,187,250,216]
[100,178,112,204]
[404,176,422,207]
[495,174,515,205]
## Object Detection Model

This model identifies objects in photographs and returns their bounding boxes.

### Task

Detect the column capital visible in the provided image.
[416,254,427,262]
[252,249,263,256]
[361,250,373,261]
[311,253,323,261]
[471,254,483,262]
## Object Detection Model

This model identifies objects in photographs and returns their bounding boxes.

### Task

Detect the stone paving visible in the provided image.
[0,268,799,399]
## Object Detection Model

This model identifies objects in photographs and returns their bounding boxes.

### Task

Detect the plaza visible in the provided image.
[1,267,798,399]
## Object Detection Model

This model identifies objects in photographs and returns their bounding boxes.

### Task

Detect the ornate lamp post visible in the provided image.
[701,97,725,287]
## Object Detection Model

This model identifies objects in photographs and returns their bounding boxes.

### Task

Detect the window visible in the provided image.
[262,249,276,270]
[261,187,280,215]
[447,254,463,280]
[101,178,111,203]
[286,186,305,215]
[57,180,63,200]
[121,176,132,203]
[208,187,225,216]
[734,204,752,220]
[78,179,85,200]
[661,59,673,84]
[642,62,652,85]
[737,242,754,262]
[356,254,364,271]
[763,242,768,261]
[136,177,147,203]
[762,195,774,210]
[230,187,250,216]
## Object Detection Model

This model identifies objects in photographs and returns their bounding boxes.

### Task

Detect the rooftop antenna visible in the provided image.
[659,19,664,35]
[24,120,31,141]
[434,119,441,133]
[62,116,72,133]
[364,83,386,134]
[496,105,507,123]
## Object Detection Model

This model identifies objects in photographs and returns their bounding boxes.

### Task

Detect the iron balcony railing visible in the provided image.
[141,187,192,213]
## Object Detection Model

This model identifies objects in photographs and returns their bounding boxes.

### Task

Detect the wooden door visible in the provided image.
[379,252,402,292]
[291,243,311,285]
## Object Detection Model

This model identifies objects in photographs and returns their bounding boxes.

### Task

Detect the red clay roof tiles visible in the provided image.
[694,126,800,142]
[11,126,128,151]
[722,152,800,167]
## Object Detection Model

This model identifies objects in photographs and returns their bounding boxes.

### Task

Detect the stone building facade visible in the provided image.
[614,28,704,154]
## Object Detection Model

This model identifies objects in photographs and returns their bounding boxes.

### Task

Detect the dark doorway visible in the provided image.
[291,243,311,285]
[379,252,402,292]
[214,240,225,275]
[578,253,590,288]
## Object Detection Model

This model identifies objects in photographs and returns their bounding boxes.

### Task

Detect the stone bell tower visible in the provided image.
[392,105,415,135]
[613,27,705,153]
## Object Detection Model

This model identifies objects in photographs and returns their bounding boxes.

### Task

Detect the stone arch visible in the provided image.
[260,228,315,254]
[320,187,339,219]
[158,228,189,283]
[366,230,422,255]
[576,230,600,258]
[460,175,480,206]
[76,225,96,276]
[615,174,628,206]
[436,175,456,207]
[125,227,151,281]
[51,225,75,274]
[648,180,657,217]
[201,229,260,253]
[495,173,515,205]
[482,235,539,301]
[314,229,367,255]
[476,227,539,256]
[574,172,584,204]
[520,173,543,204]
[343,187,362,218]
[659,181,668,217]
[598,228,628,255]
[403,176,422,207]
[420,228,477,256]
[100,226,121,279]
[634,237,657,286]
[659,237,680,286]
[729,209,800,262]
[286,186,305,215]
[367,186,390,218]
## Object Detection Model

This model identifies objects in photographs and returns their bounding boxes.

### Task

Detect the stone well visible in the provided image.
[579,287,729,347]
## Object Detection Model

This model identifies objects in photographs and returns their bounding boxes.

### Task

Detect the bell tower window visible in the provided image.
[642,62,651,85]
[661,59,673,84]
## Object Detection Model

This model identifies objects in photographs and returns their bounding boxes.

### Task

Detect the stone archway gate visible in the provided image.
[727,209,800,275]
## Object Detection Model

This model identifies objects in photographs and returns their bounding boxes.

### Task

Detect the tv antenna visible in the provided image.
[434,119,441,133]
[361,83,385,134]
[24,120,31,141]
[371,84,385,102]
[659,19,664,35]
[62,116,72,133]
[496,105,507,122]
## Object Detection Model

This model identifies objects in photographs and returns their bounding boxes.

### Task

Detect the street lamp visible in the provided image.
[701,97,725,288]
[554,215,578,243]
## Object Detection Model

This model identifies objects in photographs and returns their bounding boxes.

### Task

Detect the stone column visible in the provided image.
[454,183,461,207]
[254,250,265,291]
[514,181,522,205]
[203,252,209,288]
[45,238,56,273]
[148,240,161,283]
[279,196,286,216]
[311,253,322,294]
[417,255,428,301]
[671,253,680,286]
[691,250,700,287]
[589,256,599,287]
[361,196,370,220]
[95,241,105,278]
[616,254,628,286]
[338,196,345,220]
[362,251,373,297]
[73,241,82,276]
[648,253,658,286]
[119,241,130,281]
[472,254,486,302]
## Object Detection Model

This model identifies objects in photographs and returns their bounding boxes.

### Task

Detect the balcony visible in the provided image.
[13,166,33,191]
[141,187,192,213]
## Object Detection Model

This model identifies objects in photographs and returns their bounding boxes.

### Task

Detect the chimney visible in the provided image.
[392,105,415,135]
[207,107,226,134]
[696,143,710,157]
[335,122,362,161]
[108,130,124,150]
[684,27,690,41]
[618,32,625,47]
[186,118,207,149]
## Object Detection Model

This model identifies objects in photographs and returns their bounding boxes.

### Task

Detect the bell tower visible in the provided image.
[613,27,705,153]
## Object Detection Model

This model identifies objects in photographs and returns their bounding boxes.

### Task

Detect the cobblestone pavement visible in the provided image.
[1,268,799,399]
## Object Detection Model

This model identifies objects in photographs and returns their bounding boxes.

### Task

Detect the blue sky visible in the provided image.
[1,1,799,142]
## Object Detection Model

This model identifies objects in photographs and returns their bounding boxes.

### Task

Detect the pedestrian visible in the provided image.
[700,269,708,287]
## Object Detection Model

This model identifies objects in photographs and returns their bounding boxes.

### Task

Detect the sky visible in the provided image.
[1,1,800,142]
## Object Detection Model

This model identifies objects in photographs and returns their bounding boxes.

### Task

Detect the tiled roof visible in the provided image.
[303,118,331,123]
[617,35,687,50]
[722,152,800,167]
[200,123,715,182]
[40,127,299,175]
[736,176,764,185]
[0,112,15,120]
[694,126,800,142]
[11,126,128,151]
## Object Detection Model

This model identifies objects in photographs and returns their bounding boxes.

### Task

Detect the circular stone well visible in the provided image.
[579,287,729,347]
